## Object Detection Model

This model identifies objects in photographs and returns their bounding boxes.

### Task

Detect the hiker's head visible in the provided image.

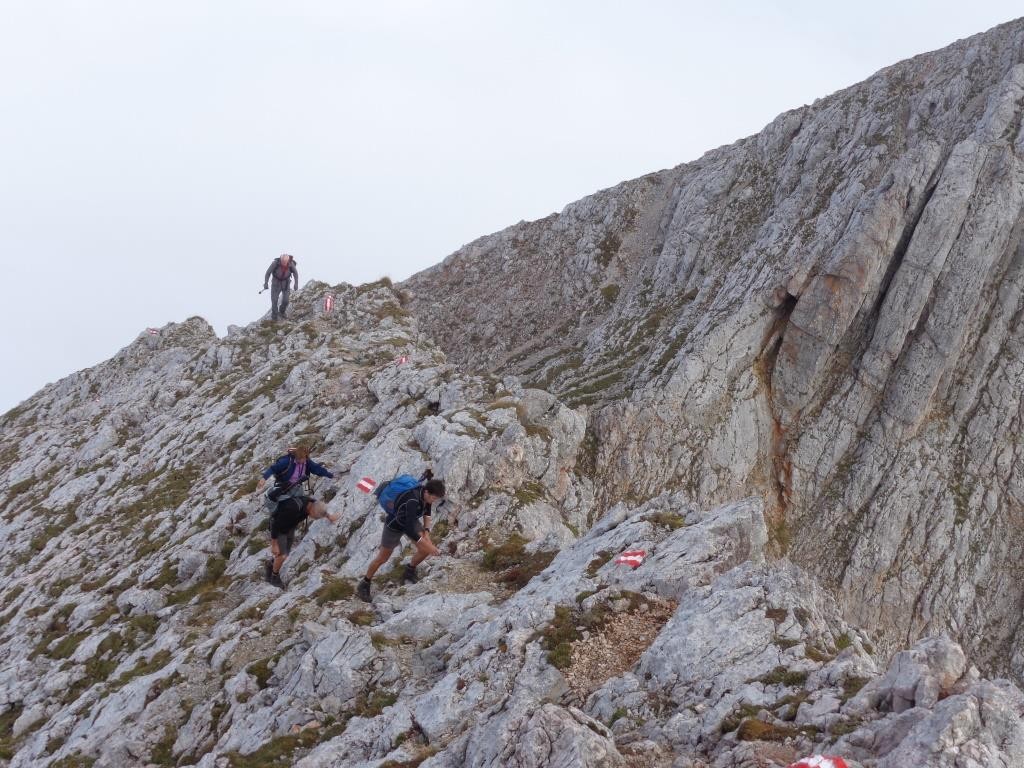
[423,478,446,505]
[280,253,291,266]
[292,444,310,461]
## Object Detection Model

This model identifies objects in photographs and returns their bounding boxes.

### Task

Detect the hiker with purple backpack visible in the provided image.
[256,444,334,508]
[263,253,298,320]
[357,469,445,602]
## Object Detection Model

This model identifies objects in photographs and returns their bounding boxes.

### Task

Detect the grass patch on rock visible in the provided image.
[6,476,35,499]
[512,482,545,507]
[314,578,354,605]
[166,556,228,606]
[736,718,799,742]
[539,592,671,681]
[65,630,140,701]
[49,754,96,768]
[30,605,78,660]
[224,718,348,768]
[481,533,555,590]
[110,649,173,691]
[247,655,276,689]
[148,724,178,766]
[129,463,202,520]
[540,606,579,669]
[720,703,765,735]
[0,703,24,760]
[430,518,449,542]
[233,475,260,501]
[144,563,178,591]
[755,666,809,687]
[646,510,686,530]
[841,675,870,700]
[586,550,613,577]
[355,690,398,718]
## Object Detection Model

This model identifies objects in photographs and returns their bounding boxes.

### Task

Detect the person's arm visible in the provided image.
[291,262,299,290]
[264,261,275,289]
[257,457,287,490]
[262,457,287,480]
[308,505,340,524]
[308,459,333,479]
[422,513,432,534]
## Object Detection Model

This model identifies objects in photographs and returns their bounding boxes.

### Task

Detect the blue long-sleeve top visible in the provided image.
[261,455,334,484]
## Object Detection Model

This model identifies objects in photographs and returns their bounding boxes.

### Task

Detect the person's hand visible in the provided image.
[256,478,266,492]
[263,284,268,290]
[416,532,440,557]
[329,513,340,524]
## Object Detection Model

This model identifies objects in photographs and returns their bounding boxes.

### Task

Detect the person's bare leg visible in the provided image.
[364,546,394,580]
[358,546,393,602]
[410,535,439,566]
[270,538,286,574]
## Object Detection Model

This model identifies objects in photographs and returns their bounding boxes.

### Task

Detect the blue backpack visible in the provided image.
[373,475,421,521]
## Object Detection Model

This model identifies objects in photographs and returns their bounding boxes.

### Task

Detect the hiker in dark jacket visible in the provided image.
[357,477,445,602]
[257,445,333,508]
[264,253,299,320]
[265,495,339,588]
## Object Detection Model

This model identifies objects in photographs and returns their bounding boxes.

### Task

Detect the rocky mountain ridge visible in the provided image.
[1,280,1021,768]
[4,17,1024,768]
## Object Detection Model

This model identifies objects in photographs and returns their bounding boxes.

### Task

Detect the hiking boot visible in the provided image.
[263,559,274,582]
[268,572,284,589]
[402,564,418,585]
[356,577,372,602]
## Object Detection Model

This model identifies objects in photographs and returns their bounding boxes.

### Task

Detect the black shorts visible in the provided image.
[381,517,423,549]
[273,530,296,555]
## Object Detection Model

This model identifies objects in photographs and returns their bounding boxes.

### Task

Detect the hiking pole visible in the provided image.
[259,287,268,294]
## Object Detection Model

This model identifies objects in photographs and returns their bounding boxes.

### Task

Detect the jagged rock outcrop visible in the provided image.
[404,19,1024,679]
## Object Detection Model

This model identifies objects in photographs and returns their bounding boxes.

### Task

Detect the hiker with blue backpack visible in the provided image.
[256,445,334,509]
[357,469,446,602]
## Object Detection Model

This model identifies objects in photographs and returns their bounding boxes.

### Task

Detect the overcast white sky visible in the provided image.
[1,1,1020,413]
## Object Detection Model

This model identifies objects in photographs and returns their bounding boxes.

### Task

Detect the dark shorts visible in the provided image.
[273,531,296,555]
[380,517,423,550]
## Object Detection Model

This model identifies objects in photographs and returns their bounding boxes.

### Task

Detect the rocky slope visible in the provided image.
[2,281,1022,768]
[404,18,1024,679]
[4,18,1024,768]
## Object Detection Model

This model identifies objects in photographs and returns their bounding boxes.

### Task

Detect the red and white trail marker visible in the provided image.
[356,477,377,494]
[614,550,646,569]
[788,757,849,768]
[146,328,159,336]
[396,355,409,365]
[323,295,334,312]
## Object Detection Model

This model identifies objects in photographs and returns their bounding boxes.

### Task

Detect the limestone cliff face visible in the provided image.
[405,19,1024,677]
